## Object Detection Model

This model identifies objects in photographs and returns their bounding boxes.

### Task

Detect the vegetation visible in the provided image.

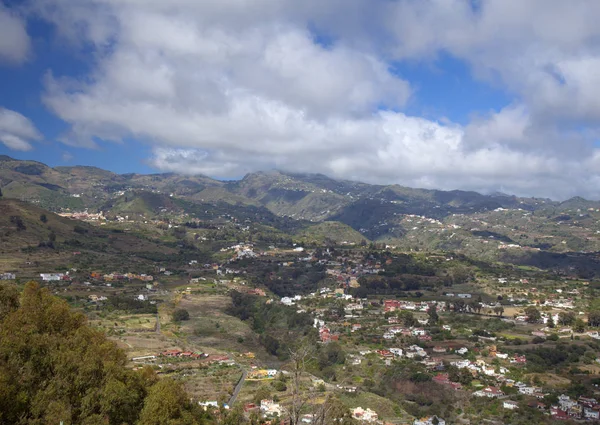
[172,308,190,322]
[0,282,211,425]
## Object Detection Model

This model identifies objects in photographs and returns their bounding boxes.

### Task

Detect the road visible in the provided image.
[228,368,247,407]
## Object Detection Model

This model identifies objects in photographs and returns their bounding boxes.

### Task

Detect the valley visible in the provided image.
[2,158,600,424]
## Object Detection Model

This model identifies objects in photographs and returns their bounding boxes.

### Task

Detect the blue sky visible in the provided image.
[1,0,600,200]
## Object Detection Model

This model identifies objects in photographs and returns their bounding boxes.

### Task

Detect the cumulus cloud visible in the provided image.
[27,0,600,199]
[0,107,42,151]
[0,3,30,64]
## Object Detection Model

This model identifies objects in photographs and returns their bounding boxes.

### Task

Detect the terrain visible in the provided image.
[2,155,600,260]
[2,157,600,424]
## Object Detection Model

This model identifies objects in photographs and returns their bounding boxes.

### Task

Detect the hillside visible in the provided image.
[2,156,600,256]
[0,198,180,271]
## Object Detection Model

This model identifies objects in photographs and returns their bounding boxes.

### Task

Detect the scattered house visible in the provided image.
[0,273,16,280]
[584,406,600,420]
[433,373,450,385]
[503,401,519,410]
[389,348,403,357]
[384,300,401,312]
[510,355,527,364]
[260,399,283,416]
[351,407,378,422]
[244,403,258,413]
[319,327,339,343]
[198,401,219,410]
[456,347,469,355]
[457,293,472,299]
[413,416,446,425]
[40,273,65,281]
[550,407,569,420]
[473,386,504,398]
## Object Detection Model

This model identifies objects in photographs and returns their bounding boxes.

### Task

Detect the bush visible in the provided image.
[74,225,88,235]
[172,308,190,322]
[271,380,287,392]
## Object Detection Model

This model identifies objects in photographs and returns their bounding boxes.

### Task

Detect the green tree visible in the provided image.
[588,311,600,327]
[547,315,555,328]
[40,214,48,223]
[172,308,190,322]
[253,386,272,405]
[399,310,417,327]
[138,379,198,425]
[427,304,439,324]
[573,318,586,333]
[558,311,575,326]
[525,306,542,324]
[0,282,205,425]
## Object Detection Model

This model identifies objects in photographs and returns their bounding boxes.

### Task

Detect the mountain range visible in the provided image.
[2,155,600,255]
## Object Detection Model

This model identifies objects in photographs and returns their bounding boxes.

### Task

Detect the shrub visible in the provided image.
[172,308,190,322]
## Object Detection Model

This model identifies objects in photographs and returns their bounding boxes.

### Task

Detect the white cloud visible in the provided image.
[0,107,42,151]
[28,0,600,199]
[0,4,30,64]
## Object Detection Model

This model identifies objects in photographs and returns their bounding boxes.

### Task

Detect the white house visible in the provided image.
[474,387,504,398]
[261,399,283,416]
[351,407,378,422]
[414,416,446,425]
[40,273,64,281]
[503,401,519,410]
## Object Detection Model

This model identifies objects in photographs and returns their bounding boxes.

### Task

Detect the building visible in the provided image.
[503,401,519,410]
[473,387,504,398]
[40,273,65,281]
[0,273,15,280]
[260,399,283,416]
[351,407,378,422]
[414,416,446,425]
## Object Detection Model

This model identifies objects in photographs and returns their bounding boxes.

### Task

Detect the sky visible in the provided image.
[1,0,600,200]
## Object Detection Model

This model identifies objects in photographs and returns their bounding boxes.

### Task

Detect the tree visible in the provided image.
[427,304,439,324]
[40,214,47,223]
[453,300,467,313]
[0,283,19,321]
[493,306,505,317]
[0,282,146,424]
[547,315,555,328]
[558,311,575,326]
[573,318,586,333]
[138,379,198,425]
[399,310,417,327]
[525,306,542,323]
[0,187,2,197]
[172,308,190,322]
[252,386,272,405]
[10,215,25,231]
[0,282,206,425]
[589,311,600,327]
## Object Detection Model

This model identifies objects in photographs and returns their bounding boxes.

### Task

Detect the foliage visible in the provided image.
[227,291,314,359]
[524,306,541,324]
[0,282,209,425]
[105,295,158,314]
[172,308,190,322]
